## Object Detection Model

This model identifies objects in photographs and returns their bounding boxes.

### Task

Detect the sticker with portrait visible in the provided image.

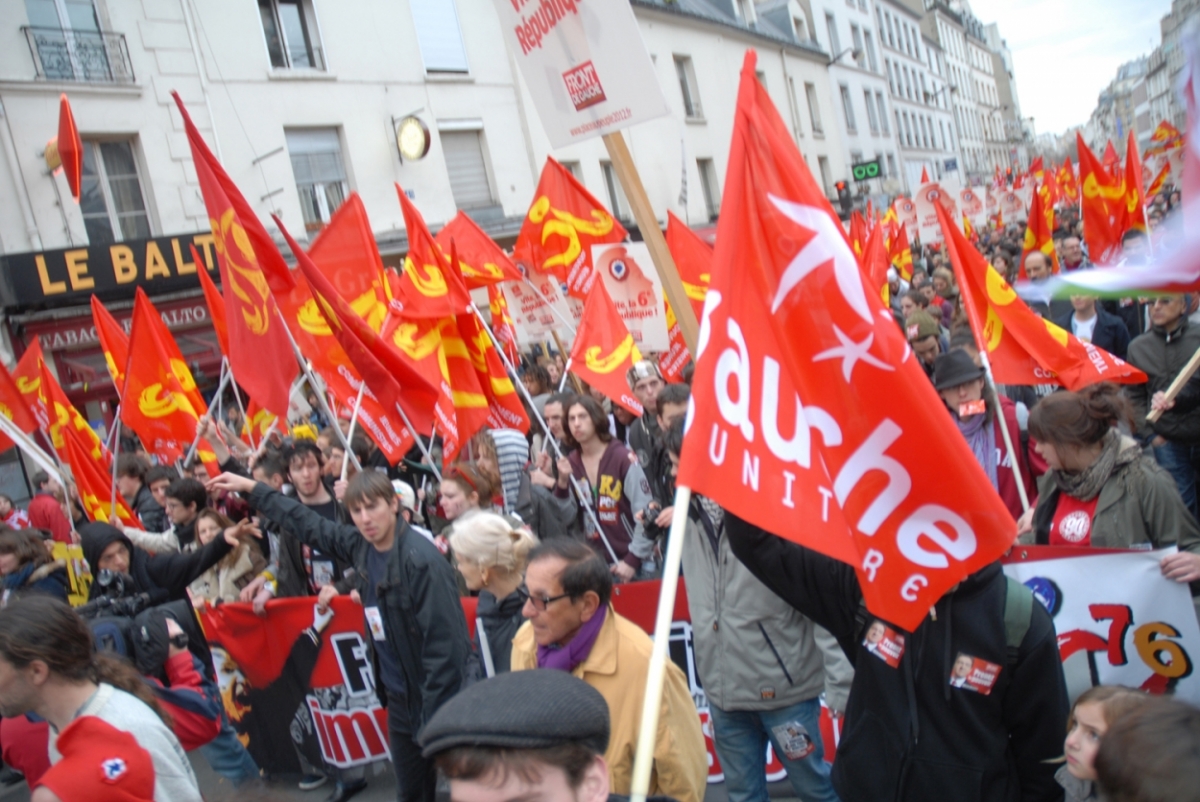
[862,619,906,668]
[948,652,1002,695]
[770,721,816,761]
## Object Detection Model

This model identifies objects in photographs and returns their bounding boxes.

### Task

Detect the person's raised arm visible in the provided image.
[144,519,259,597]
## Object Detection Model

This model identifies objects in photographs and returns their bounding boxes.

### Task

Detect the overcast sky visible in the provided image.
[967,0,1172,137]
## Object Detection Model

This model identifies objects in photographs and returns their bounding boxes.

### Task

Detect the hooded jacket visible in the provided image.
[1,559,69,603]
[79,522,233,603]
[725,513,1068,802]
[470,588,527,676]
[130,484,166,533]
[1127,317,1200,444]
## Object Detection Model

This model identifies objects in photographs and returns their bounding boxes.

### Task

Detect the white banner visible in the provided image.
[958,184,988,231]
[1003,547,1200,705]
[490,0,670,148]
[913,181,959,243]
[593,242,669,352]
[501,277,573,338]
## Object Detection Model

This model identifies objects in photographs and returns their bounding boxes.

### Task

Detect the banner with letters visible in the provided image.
[1003,546,1200,705]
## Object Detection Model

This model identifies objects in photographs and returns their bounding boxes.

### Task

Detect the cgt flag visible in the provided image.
[194,244,230,356]
[435,212,524,290]
[1125,133,1148,234]
[664,211,712,321]
[12,340,49,430]
[1019,182,1059,279]
[513,158,627,299]
[90,296,129,389]
[568,281,644,417]
[307,193,391,333]
[1058,158,1079,204]
[59,421,138,527]
[487,284,522,367]
[0,361,38,455]
[37,355,104,458]
[937,202,1146,391]
[679,51,1016,631]
[390,186,474,320]
[1077,133,1128,265]
[887,221,913,281]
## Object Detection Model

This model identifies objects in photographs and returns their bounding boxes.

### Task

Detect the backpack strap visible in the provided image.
[1003,576,1034,671]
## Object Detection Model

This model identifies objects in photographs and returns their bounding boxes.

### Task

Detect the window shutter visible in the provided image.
[440,130,493,209]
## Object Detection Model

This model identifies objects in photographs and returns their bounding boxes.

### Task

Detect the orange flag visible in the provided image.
[121,289,217,471]
[38,356,104,458]
[60,423,138,527]
[1058,157,1078,203]
[664,211,712,321]
[90,296,129,389]
[174,92,297,421]
[435,212,523,290]
[307,193,391,332]
[1125,132,1147,234]
[1020,183,1058,279]
[12,341,50,429]
[937,203,1145,390]
[1102,140,1121,174]
[919,165,930,183]
[388,186,474,320]
[1077,133,1128,265]
[861,224,891,305]
[887,221,913,281]
[568,281,643,416]
[512,158,627,299]
[1146,161,1171,198]
[848,211,868,261]
[678,50,1017,630]
[0,361,40,454]
[487,284,522,367]
[194,244,230,356]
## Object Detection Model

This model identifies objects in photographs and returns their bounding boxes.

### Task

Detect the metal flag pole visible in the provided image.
[0,414,67,490]
[978,350,1030,513]
[470,304,618,563]
[223,356,258,451]
[557,358,572,392]
[522,277,578,334]
[109,413,122,517]
[341,382,366,481]
[182,367,234,470]
[392,401,442,483]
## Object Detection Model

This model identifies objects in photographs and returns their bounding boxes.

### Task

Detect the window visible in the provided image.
[887,153,897,178]
[793,16,808,40]
[864,31,877,72]
[919,116,928,148]
[697,159,720,221]
[409,0,469,73]
[826,13,840,55]
[886,60,895,93]
[902,112,912,146]
[903,25,912,56]
[874,152,884,176]
[851,25,864,68]
[674,56,703,119]
[818,156,834,197]
[876,92,889,133]
[440,129,496,210]
[286,128,348,231]
[805,82,824,135]
[864,90,879,134]
[895,111,902,141]
[903,67,913,100]
[258,0,323,70]
[940,120,948,150]
[788,77,804,138]
[887,15,896,48]
[560,160,583,180]
[840,84,856,132]
[80,140,150,244]
[600,161,631,222]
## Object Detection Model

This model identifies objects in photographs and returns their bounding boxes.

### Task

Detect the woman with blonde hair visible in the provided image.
[188,509,265,605]
[447,512,537,676]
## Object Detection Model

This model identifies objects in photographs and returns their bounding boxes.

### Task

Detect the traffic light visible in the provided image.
[835,180,851,215]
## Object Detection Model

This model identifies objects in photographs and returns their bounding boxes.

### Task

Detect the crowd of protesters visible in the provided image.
[0,187,1195,802]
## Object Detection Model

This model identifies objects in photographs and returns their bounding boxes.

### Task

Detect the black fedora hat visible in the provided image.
[932,349,986,391]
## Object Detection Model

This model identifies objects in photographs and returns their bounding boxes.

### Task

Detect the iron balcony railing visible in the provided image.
[22,26,135,84]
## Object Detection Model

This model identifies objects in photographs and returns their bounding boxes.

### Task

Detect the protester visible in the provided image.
[906,311,945,379]
[447,512,537,677]
[31,716,157,802]
[0,496,29,530]
[1023,252,1071,321]
[665,420,849,802]
[26,473,71,544]
[724,512,1069,800]
[125,478,207,555]
[207,469,471,802]
[510,539,707,802]
[115,455,166,534]
[0,596,201,802]
[472,429,531,515]
[933,350,1035,520]
[440,463,499,524]
[1095,695,1200,802]
[144,468,174,525]
[1126,294,1200,520]
[1057,686,1147,802]
[187,509,266,606]
[522,365,553,419]
[1059,236,1091,272]
[0,528,67,604]
[626,360,665,467]
[1053,295,1131,359]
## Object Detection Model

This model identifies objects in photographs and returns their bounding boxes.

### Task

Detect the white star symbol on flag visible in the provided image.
[814,325,894,382]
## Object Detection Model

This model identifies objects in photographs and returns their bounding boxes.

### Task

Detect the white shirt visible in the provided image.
[1071,313,1098,343]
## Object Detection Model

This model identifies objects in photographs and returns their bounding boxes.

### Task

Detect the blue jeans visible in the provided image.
[708,698,840,802]
[199,713,260,785]
[1155,441,1200,522]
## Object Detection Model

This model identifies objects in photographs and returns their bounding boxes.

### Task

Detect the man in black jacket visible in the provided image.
[115,454,166,533]
[208,469,471,802]
[724,514,1068,802]
[1053,295,1131,360]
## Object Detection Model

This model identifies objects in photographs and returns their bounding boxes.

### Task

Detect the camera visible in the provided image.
[637,501,665,540]
[77,570,153,620]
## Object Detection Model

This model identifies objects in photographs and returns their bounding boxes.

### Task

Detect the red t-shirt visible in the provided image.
[1049,494,1101,546]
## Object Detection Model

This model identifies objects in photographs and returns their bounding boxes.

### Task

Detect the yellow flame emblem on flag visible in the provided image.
[403,256,448,298]
[16,376,39,395]
[211,209,271,335]
[1082,173,1127,202]
[528,196,615,272]
[138,384,198,420]
[392,320,447,361]
[584,335,641,374]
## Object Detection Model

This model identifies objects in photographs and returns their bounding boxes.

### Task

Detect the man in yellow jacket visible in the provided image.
[510,539,707,802]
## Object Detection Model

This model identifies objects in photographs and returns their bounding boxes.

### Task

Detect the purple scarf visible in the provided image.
[537,605,608,672]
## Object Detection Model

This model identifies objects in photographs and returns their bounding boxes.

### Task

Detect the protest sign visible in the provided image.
[958,184,988,231]
[501,277,573,338]
[913,181,959,243]
[490,0,669,149]
[893,196,918,241]
[1003,546,1200,705]
[997,189,1026,221]
[593,242,670,351]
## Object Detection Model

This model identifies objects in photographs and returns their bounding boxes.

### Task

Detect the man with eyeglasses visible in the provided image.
[510,538,707,802]
[1127,293,1200,520]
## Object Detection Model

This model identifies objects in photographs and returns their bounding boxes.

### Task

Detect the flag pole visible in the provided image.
[0,415,68,491]
[628,483,692,802]
[182,367,234,470]
[1147,345,1200,423]
[110,412,121,517]
[224,356,258,451]
[557,359,572,392]
[522,277,578,334]
[391,401,442,483]
[469,304,618,564]
[550,330,584,395]
[341,382,366,481]
[978,351,1030,513]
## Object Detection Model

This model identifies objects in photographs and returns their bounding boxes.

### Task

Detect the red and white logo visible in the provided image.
[563,61,606,111]
[1059,511,1092,544]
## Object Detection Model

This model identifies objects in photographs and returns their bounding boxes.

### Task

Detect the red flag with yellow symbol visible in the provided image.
[861,224,891,305]
[1019,182,1059,279]
[1125,133,1148,234]
[486,284,521,367]
[242,399,277,445]
[678,50,1017,631]
[307,193,391,333]
[37,356,104,461]
[1058,158,1078,203]
[90,296,129,389]
[568,281,644,417]
[512,158,627,299]
[937,203,1145,390]
[194,244,230,356]
[1077,133,1128,265]
[174,92,297,422]
[121,289,218,473]
[0,361,39,454]
[435,212,523,290]
[1146,120,1184,155]
[657,302,691,383]
[12,341,49,430]
[389,186,474,320]
[664,211,711,321]
[1102,140,1121,174]
[887,221,913,281]
[848,211,868,262]
[1146,161,1171,198]
[454,300,530,435]
[60,421,138,527]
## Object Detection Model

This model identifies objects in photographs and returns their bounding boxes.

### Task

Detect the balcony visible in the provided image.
[22,26,135,85]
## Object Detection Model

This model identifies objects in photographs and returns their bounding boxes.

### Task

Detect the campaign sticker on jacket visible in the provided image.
[770,722,816,760]
[364,607,386,641]
[949,652,1002,695]
[862,620,905,668]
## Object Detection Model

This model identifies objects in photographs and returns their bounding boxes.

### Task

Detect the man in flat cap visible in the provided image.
[419,670,620,802]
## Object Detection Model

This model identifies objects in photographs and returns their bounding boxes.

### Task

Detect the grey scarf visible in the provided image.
[1052,430,1139,501]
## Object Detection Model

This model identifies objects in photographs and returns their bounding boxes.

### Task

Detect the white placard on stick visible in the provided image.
[593,242,669,352]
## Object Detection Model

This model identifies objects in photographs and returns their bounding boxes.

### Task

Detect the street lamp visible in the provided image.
[829,47,862,66]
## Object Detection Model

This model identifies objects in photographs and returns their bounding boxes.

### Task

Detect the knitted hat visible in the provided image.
[905,311,941,342]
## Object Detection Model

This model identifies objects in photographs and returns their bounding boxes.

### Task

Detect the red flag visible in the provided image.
[862,224,891,305]
[1058,158,1079,203]
[1020,183,1058,278]
[60,422,138,527]
[664,211,712,321]
[1103,140,1121,174]
[568,281,644,416]
[194,245,230,356]
[938,203,1145,390]
[1029,157,1044,179]
[90,296,129,389]
[388,186,474,320]
[455,304,530,435]
[1125,132,1148,233]
[1077,133,1129,265]
[1146,161,1171,198]
[243,399,277,445]
[0,362,39,454]
[658,301,691,383]
[848,211,868,261]
[678,51,1015,631]
[174,93,297,421]
[12,341,50,430]
[887,221,913,281]
[919,165,930,184]
[435,212,523,289]
[56,94,83,201]
[512,158,627,298]
[307,193,391,332]
[37,354,105,463]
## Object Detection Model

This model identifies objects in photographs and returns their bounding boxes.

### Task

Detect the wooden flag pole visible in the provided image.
[1147,345,1200,423]
[549,330,584,395]
[602,131,699,354]
[978,351,1030,513]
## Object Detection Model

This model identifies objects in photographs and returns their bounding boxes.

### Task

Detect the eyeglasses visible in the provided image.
[522,586,571,611]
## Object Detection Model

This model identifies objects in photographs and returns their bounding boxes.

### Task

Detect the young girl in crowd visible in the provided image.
[1057,686,1146,801]
[188,509,265,605]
